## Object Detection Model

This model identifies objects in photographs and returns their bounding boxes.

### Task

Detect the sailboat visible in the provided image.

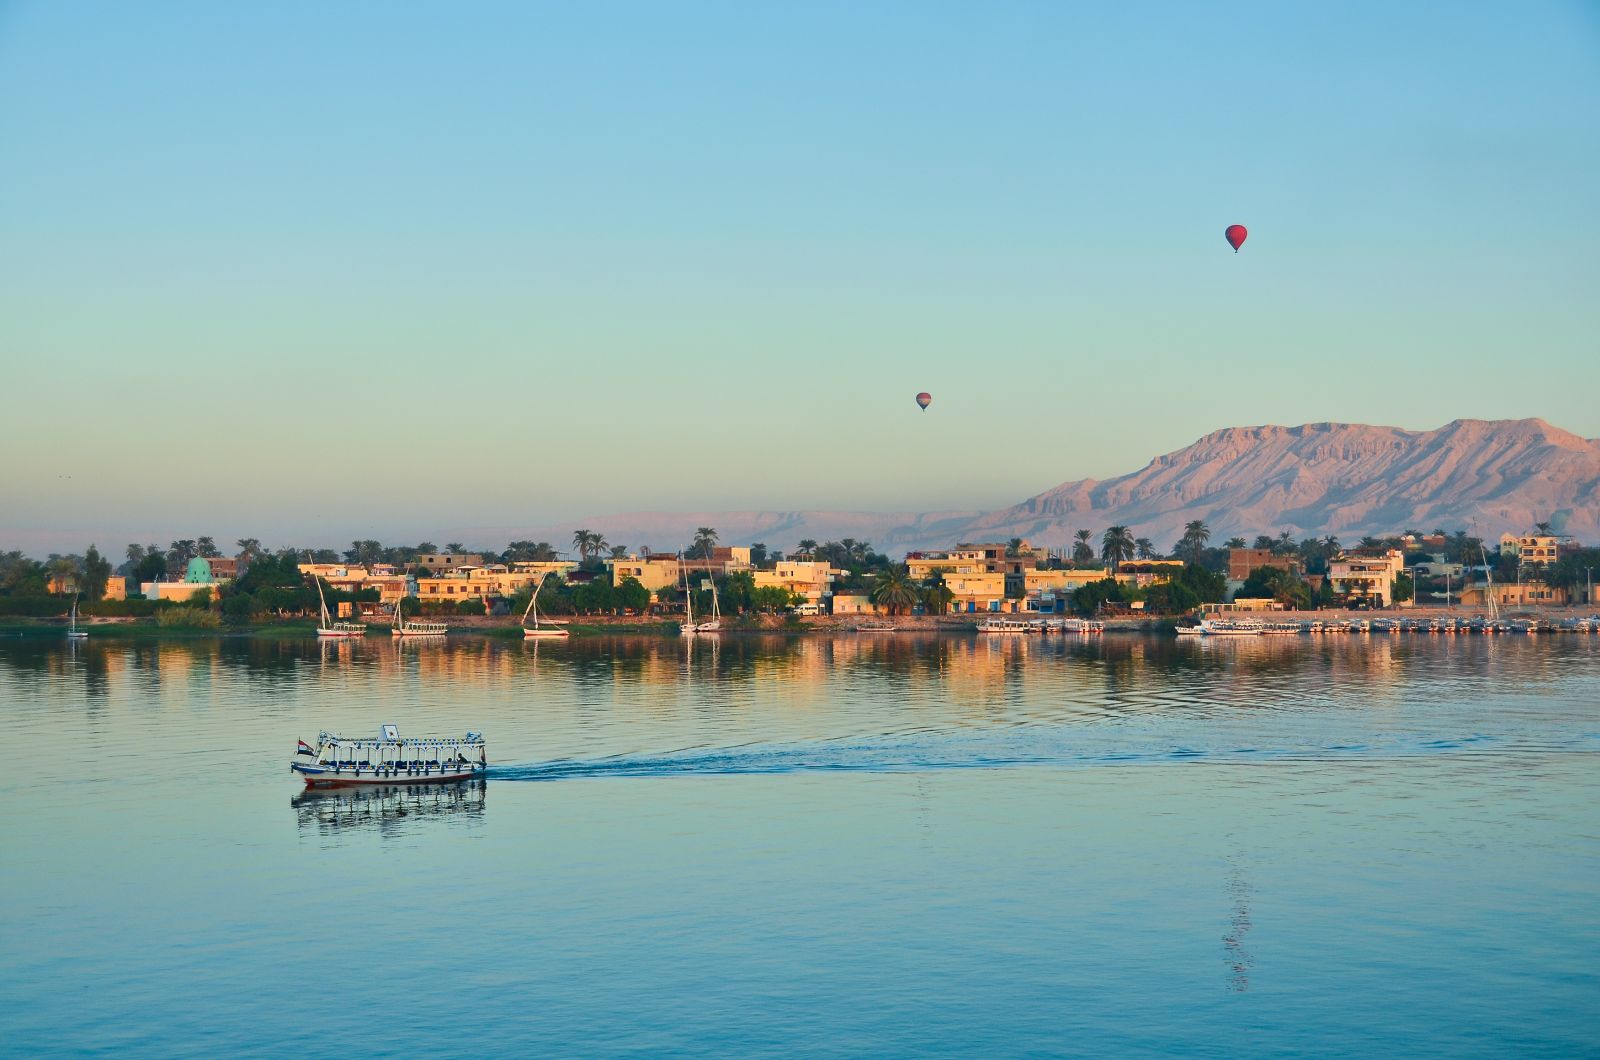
[67,593,88,639]
[314,575,368,638]
[522,571,569,639]
[392,600,448,638]
[679,554,721,635]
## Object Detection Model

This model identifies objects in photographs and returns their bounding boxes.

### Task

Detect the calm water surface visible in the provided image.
[2,633,1597,1056]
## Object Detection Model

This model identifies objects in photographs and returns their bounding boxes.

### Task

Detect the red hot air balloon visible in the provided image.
[915,392,932,411]
[1225,224,1248,253]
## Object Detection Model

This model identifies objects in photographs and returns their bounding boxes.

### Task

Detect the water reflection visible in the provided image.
[292,779,487,834]
[1222,859,1254,993]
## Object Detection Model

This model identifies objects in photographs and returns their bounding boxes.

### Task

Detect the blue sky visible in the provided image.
[2,2,1597,551]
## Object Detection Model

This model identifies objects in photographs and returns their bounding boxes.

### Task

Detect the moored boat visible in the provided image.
[977,616,1031,634]
[67,594,88,640]
[292,725,486,787]
[521,571,570,639]
[313,574,367,638]
[392,603,448,637]
[1199,617,1264,636]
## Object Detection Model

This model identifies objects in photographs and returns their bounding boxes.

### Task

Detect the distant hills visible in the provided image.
[466,418,1600,554]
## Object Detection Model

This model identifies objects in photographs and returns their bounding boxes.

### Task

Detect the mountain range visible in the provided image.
[463,418,1600,555]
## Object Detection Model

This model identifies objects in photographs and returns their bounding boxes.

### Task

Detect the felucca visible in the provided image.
[522,571,570,639]
[314,574,367,638]
[67,593,88,640]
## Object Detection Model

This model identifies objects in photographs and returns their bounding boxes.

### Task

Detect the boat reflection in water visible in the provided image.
[292,778,487,834]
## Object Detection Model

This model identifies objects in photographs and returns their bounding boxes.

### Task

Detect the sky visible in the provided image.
[2,2,1598,554]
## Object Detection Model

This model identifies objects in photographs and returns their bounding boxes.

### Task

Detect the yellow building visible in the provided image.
[606,555,683,593]
[416,563,577,602]
[943,571,1012,613]
[906,543,1038,580]
[831,593,883,615]
[1499,533,1566,567]
[1459,582,1571,607]
[752,560,839,602]
[1328,550,1407,607]
[141,582,218,603]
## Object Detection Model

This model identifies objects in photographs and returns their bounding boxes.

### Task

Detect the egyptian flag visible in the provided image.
[296,739,316,757]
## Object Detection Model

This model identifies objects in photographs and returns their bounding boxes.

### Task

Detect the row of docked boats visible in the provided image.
[977,616,1105,635]
[1177,615,1600,637]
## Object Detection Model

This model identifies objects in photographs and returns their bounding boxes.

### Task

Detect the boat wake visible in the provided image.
[487,726,1599,782]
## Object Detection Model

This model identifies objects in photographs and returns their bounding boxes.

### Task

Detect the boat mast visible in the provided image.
[523,572,547,629]
[315,574,331,628]
[682,553,693,627]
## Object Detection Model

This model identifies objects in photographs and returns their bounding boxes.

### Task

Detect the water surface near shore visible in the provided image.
[2,634,1596,1056]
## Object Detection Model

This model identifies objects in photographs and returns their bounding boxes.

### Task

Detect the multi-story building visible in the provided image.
[417,552,484,574]
[606,555,684,593]
[680,546,753,577]
[752,560,838,603]
[1227,548,1299,582]
[1114,559,1184,588]
[1327,550,1407,607]
[943,571,1011,613]
[1499,533,1567,568]
[906,543,1038,580]
[415,563,577,603]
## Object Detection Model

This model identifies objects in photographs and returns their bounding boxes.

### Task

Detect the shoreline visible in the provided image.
[5,603,1598,641]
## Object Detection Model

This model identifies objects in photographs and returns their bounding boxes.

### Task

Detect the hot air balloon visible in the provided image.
[1224,224,1248,253]
[915,392,932,411]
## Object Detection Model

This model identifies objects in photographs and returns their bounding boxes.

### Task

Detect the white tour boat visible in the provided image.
[392,602,448,638]
[977,616,1031,634]
[67,594,88,640]
[522,571,570,639]
[313,574,367,639]
[1260,620,1303,636]
[1199,617,1264,636]
[292,724,486,787]
[1059,617,1105,634]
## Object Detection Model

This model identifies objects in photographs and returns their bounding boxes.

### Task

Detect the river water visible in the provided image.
[2,632,1596,1056]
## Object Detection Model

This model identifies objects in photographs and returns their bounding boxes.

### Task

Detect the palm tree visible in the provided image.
[1275,530,1295,555]
[416,541,439,555]
[235,538,263,562]
[591,535,610,560]
[1321,535,1340,555]
[693,527,719,560]
[1072,529,1095,565]
[445,542,465,554]
[1253,535,1275,550]
[1101,526,1135,571]
[1135,537,1156,560]
[571,529,593,564]
[921,578,954,615]
[1007,537,1025,557]
[869,566,920,616]
[1224,537,1247,550]
[168,540,197,565]
[795,539,818,559]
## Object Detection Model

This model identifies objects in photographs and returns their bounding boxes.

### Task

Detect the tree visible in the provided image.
[693,527,719,560]
[921,579,954,615]
[609,545,628,560]
[1275,530,1296,555]
[168,540,197,566]
[1224,537,1247,550]
[749,543,769,566]
[1252,535,1276,550]
[1071,577,1128,616]
[1390,572,1414,604]
[81,545,112,600]
[1534,521,1553,535]
[1135,538,1156,560]
[135,551,169,585]
[614,576,650,614]
[869,566,920,615]
[1007,537,1025,557]
[1177,520,1211,563]
[416,541,439,555]
[1101,526,1135,570]
[794,539,818,559]
[751,586,796,612]
[445,542,465,554]
[235,538,264,562]
[570,530,593,564]
[196,536,220,558]
[1072,529,1095,565]
[1239,565,1311,609]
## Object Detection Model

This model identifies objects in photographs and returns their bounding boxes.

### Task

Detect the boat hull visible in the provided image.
[523,628,571,639]
[316,629,366,638]
[292,761,485,787]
